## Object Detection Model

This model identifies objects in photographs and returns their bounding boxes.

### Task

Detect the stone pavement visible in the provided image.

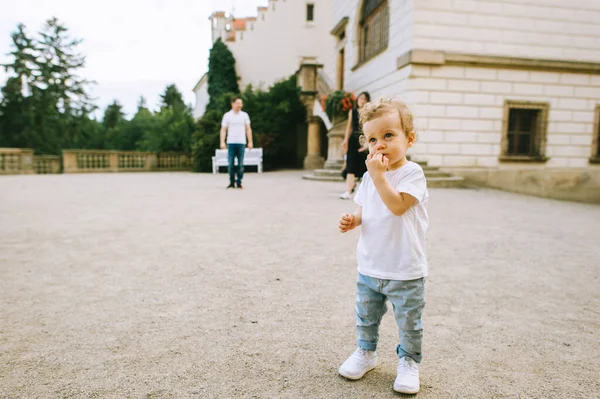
[1,171,599,398]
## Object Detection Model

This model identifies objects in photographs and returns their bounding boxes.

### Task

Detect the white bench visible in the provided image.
[212,148,263,174]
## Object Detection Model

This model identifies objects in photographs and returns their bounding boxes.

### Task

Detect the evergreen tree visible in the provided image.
[0,18,96,153]
[206,39,239,111]
[0,24,37,148]
[137,96,148,113]
[160,84,184,109]
[34,17,96,153]
[101,100,125,149]
[138,84,195,153]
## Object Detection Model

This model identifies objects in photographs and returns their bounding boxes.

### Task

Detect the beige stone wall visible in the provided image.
[413,0,600,62]
[228,0,336,90]
[332,0,413,94]
[407,65,600,170]
[329,0,600,202]
[449,168,600,204]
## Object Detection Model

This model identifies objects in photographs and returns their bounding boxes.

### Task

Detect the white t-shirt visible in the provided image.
[221,110,251,144]
[353,161,429,281]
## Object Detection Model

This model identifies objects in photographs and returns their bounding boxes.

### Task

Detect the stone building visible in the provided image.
[193,0,336,119]
[326,0,600,202]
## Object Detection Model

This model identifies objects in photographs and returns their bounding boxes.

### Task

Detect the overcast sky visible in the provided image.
[0,0,267,117]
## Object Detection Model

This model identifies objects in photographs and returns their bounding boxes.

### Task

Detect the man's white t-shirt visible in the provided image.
[221,110,251,144]
[353,161,429,281]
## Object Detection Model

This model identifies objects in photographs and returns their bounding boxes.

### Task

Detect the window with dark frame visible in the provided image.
[507,109,539,156]
[501,101,549,161]
[359,0,389,64]
[307,4,314,22]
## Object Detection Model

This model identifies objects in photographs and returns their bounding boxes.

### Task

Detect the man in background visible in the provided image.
[220,97,253,189]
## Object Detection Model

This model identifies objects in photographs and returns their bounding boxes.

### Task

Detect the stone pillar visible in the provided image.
[146,153,157,171]
[324,119,347,170]
[19,149,35,174]
[296,57,325,170]
[304,117,324,170]
[62,150,78,173]
[109,151,119,172]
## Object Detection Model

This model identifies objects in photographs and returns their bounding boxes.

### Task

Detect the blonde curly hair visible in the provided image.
[358,97,415,143]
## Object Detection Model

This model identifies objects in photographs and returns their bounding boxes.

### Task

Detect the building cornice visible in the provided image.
[330,17,349,37]
[192,73,208,93]
[397,50,600,74]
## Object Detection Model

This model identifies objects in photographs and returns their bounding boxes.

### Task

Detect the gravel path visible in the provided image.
[1,171,599,399]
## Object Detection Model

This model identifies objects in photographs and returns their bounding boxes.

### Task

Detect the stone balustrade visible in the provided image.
[157,153,191,171]
[0,148,191,175]
[62,150,191,173]
[34,156,62,174]
[0,148,35,174]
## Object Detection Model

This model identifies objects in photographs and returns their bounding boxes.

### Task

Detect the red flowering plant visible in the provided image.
[321,90,356,123]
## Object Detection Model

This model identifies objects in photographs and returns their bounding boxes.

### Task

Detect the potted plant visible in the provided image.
[321,90,356,125]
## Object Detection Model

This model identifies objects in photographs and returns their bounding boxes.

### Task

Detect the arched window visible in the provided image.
[359,0,389,63]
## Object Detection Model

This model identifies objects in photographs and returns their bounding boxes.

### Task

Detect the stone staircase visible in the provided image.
[302,160,465,188]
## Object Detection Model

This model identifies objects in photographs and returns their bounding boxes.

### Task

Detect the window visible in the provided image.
[307,4,314,21]
[592,105,600,162]
[359,0,389,63]
[500,101,549,161]
[507,109,538,155]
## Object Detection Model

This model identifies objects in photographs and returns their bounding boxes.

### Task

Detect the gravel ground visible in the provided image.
[1,171,599,399]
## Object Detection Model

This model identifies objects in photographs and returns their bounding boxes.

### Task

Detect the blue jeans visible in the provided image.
[227,144,245,185]
[355,273,426,363]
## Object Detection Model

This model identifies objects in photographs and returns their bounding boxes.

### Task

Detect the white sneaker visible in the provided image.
[340,191,352,200]
[393,356,420,394]
[339,348,377,380]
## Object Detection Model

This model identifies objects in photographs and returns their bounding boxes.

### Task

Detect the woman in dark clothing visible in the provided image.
[340,91,371,199]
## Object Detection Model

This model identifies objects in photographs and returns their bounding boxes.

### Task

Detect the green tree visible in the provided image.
[160,84,184,109]
[136,96,148,113]
[0,24,37,149]
[0,18,96,153]
[103,100,124,130]
[242,76,306,169]
[100,100,125,149]
[191,39,241,171]
[206,39,239,111]
[138,84,195,153]
[191,92,233,172]
[0,77,34,148]
[118,96,152,151]
[34,17,96,153]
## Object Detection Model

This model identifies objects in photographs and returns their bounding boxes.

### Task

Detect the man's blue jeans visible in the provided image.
[227,144,245,185]
[355,273,426,363]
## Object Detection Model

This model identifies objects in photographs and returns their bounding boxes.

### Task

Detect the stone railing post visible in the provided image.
[147,153,157,171]
[109,151,119,172]
[19,149,35,174]
[62,150,78,173]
